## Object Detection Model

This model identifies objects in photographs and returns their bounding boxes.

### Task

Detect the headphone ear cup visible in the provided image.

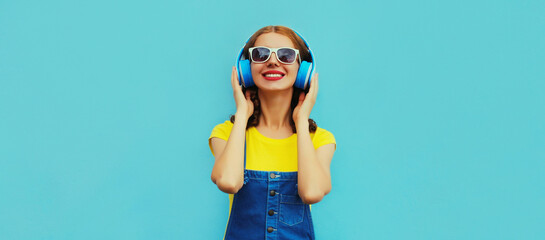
[295,61,312,89]
[238,59,254,87]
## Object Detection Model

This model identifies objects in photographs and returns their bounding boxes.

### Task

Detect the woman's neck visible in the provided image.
[257,88,293,130]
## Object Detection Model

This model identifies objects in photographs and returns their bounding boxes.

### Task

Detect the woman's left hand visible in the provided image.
[293,73,319,124]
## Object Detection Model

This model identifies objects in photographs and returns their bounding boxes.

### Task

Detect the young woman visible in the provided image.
[208,25,336,240]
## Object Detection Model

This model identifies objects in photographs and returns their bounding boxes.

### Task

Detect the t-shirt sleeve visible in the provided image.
[208,120,234,156]
[312,127,336,150]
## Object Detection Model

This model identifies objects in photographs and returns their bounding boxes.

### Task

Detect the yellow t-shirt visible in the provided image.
[208,120,336,171]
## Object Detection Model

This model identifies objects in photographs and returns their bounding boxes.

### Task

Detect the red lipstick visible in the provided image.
[262,70,285,81]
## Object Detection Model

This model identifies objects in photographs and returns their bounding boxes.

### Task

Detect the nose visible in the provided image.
[266,52,280,67]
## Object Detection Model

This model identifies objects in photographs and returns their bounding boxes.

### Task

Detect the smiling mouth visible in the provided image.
[262,72,285,81]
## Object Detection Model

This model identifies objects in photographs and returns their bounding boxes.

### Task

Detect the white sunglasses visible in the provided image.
[249,46,301,64]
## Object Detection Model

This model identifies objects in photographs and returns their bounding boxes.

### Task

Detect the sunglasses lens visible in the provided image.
[251,47,270,62]
[277,48,297,63]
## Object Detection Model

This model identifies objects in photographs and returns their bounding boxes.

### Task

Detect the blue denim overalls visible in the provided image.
[224,142,315,239]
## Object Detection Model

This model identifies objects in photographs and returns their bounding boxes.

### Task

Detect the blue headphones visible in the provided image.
[236,31,315,90]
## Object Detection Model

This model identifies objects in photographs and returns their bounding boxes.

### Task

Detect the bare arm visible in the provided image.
[210,115,248,194]
[293,74,336,204]
[210,67,253,194]
[296,120,336,204]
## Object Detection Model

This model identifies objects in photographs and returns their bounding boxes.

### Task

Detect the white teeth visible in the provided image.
[265,74,283,77]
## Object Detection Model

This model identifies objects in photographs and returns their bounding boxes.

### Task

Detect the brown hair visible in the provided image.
[230,25,317,133]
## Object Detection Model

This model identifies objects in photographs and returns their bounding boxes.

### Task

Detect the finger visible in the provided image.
[314,73,319,95]
[232,67,242,93]
[311,74,318,96]
[308,74,317,96]
[298,92,305,105]
[294,92,303,105]
[231,66,237,89]
[245,90,251,100]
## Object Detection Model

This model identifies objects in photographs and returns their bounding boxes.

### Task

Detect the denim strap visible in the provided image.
[243,136,248,185]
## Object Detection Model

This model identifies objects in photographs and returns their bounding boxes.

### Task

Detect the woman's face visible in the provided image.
[250,32,300,92]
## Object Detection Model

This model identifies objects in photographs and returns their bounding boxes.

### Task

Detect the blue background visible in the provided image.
[1,0,544,239]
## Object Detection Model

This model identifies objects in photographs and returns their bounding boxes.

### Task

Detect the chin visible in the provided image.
[255,80,294,92]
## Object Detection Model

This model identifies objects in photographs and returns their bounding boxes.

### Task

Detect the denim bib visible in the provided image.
[224,142,315,239]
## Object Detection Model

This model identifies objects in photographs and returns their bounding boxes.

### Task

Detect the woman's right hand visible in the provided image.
[231,66,254,121]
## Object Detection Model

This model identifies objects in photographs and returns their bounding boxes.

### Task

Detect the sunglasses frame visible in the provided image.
[248,46,301,65]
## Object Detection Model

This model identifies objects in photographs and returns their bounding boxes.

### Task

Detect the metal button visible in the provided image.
[267,226,274,233]
[269,190,276,196]
[268,209,275,216]
[270,173,276,179]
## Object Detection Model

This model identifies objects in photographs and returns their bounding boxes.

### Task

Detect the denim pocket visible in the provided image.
[279,194,305,226]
